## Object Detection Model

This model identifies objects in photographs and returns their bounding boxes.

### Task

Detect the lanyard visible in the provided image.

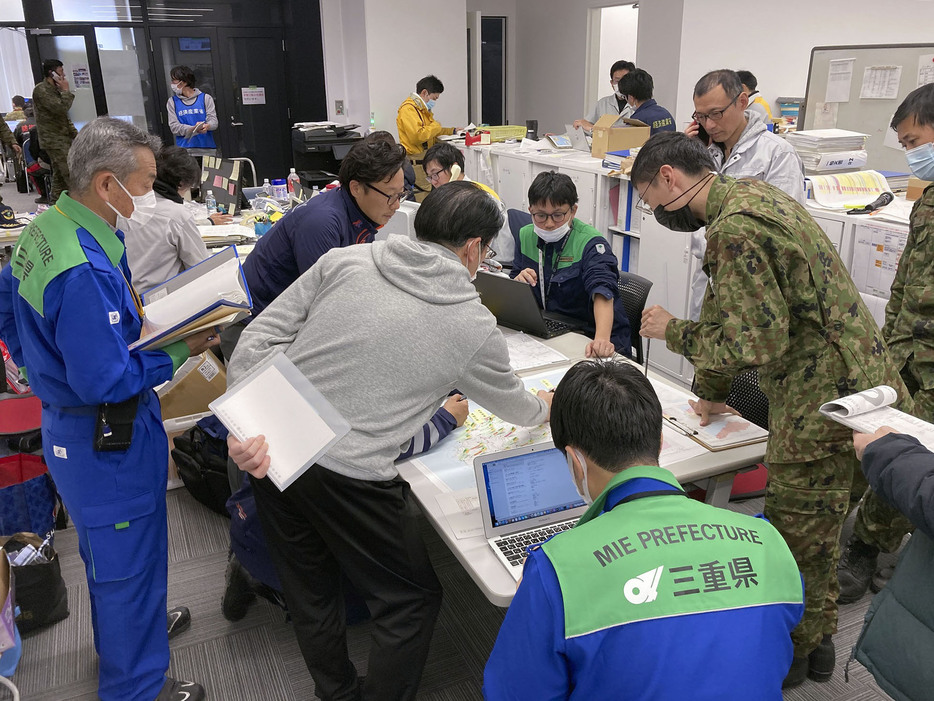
[53,205,145,320]
[536,232,571,307]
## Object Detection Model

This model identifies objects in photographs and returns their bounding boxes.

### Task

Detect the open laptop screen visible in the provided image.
[481,447,586,529]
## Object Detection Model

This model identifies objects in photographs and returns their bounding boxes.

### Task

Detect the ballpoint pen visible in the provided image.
[644,338,651,376]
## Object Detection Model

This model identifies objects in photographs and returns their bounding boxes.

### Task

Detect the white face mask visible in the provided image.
[567,448,593,505]
[171,83,183,96]
[107,176,157,226]
[534,221,570,243]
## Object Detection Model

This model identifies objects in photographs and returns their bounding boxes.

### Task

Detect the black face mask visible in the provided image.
[653,173,714,232]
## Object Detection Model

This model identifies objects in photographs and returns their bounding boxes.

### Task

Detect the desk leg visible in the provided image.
[702,473,735,509]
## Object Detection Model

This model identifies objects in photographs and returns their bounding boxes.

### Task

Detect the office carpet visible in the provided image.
[7,485,897,701]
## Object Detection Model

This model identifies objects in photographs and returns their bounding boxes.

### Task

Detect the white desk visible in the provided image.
[396,330,766,607]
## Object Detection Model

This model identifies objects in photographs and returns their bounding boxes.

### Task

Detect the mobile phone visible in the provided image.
[693,120,710,144]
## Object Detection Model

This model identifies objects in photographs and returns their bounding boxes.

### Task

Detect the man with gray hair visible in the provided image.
[0,117,216,701]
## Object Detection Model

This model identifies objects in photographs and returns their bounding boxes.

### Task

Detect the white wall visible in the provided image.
[634,0,684,121]
[594,4,639,104]
[319,0,371,128]
[364,0,469,135]
[674,0,934,125]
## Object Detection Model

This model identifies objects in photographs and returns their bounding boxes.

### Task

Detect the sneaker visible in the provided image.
[221,553,255,621]
[167,606,191,640]
[782,655,809,689]
[807,634,835,682]
[870,564,895,593]
[155,678,205,701]
[34,196,49,204]
[837,535,879,604]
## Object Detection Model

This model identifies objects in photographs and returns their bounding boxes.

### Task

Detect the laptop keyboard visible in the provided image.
[543,318,572,335]
[493,520,576,568]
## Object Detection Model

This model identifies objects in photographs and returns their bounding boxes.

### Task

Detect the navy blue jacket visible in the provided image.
[631,99,676,134]
[243,187,379,316]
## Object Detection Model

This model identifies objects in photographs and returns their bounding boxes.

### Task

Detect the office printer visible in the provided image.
[291,122,364,182]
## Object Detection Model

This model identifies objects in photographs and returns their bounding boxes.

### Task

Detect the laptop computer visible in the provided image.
[475,442,588,581]
[564,123,591,152]
[473,271,584,339]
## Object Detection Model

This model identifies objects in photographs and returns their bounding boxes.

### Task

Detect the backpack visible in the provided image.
[171,416,231,516]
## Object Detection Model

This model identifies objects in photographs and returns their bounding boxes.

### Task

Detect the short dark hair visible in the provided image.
[610,60,635,77]
[630,131,717,185]
[11,96,25,109]
[736,70,757,91]
[694,69,743,100]
[423,142,464,173]
[365,130,397,147]
[157,145,201,191]
[170,65,197,88]
[41,59,63,77]
[892,83,934,130]
[551,360,663,471]
[338,139,407,190]
[528,171,578,208]
[416,75,444,95]
[415,180,503,249]
[618,69,653,102]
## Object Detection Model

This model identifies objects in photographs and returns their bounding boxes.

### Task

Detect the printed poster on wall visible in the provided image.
[241,87,266,105]
[72,65,91,89]
[919,54,934,87]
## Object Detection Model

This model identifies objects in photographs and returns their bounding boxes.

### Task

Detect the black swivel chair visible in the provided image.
[723,368,770,431]
[617,271,653,363]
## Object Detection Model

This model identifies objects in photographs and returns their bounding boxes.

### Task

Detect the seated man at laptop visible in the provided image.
[511,171,630,358]
[484,360,804,700]
[423,142,514,264]
[226,182,553,700]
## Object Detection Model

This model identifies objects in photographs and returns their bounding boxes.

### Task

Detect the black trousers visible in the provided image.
[252,466,443,701]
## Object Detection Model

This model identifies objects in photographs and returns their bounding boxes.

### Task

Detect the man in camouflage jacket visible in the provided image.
[0,119,22,208]
[633,131,910,687]
[32,58,78,204]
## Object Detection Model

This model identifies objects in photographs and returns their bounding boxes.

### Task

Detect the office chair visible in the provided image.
[506,209,531,255]
[616,271,653,363]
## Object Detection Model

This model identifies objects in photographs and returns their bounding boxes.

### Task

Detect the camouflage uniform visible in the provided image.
[849,183,934,552]
[0,119,15,207]
[664,175,911,656]
[32,79,77,204]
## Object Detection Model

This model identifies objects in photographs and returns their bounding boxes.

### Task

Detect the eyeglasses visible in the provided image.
[530,209,571,224]
[425,168,446,184]
[366,183,412,205]
[484,244,497,260]
[691,92,741,123]
[635,170,660,213]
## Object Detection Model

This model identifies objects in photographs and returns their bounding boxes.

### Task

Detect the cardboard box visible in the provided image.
[907,176,932,201]
[158,353,226,422]
[591,116,650,159]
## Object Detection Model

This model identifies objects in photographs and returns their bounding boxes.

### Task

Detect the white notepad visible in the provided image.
[820,385,934,452]
[210,352,350,491]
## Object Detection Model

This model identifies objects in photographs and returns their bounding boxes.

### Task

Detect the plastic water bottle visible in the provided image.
[205,190,217,215]
[287,167,300,194]
[312,186,320,198]
[262,178,271,196]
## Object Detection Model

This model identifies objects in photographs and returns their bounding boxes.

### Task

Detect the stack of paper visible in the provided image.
[805,170,891,210]
[877,170,912,192]
[787,129,869,174]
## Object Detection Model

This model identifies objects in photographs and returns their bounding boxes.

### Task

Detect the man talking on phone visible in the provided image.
[32,58,78,204]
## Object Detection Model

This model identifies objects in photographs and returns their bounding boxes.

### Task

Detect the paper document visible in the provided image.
[435,489,484,539]
[504,332,568,372]
[662,402,768,451]
[918,54,934,88]
[860,66,902,100]
[806,171,890,210]
[825,59,855,103]
[819,386,934,451]
[849,221,907,297]
[210,352,351,491]
[131,246,252,351]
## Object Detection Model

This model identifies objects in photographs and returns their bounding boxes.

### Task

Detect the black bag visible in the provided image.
[1,532,69,633]
[172,418,231,516]
[15,167,27,194]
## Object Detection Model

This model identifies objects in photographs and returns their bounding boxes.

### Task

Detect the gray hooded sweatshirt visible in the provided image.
[229,234,550,482]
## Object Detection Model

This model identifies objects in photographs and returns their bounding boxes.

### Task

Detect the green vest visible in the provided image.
[541,465,802,639]
[518,218,602,271]
[11,193,124,316]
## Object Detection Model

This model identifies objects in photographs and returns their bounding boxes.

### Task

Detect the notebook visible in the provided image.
[209,352,350,491]
[473,271,584,340]
[474,442,587,581]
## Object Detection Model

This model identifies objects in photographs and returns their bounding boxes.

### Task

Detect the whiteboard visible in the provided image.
[801,43,934,173]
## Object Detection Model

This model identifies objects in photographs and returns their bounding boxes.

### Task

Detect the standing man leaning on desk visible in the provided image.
[485,361,804,701]
[573,59,634,132]
[227,182,553,701]
[32,58,78,205]
[396,75,461,202]
[0,117,218,701]
[838,84,934,604]
[617,68,676,135]
[634,132,910,689]
[685,69,804,320]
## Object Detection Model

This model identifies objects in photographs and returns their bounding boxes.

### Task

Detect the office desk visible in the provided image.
[396,330,767,606]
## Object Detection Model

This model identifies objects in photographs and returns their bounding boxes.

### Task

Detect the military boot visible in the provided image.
[808,634,835,682]
[837,535,878,604]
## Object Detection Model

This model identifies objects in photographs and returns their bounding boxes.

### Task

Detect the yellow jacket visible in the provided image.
[751,93,774,121]
[396,94,454,155]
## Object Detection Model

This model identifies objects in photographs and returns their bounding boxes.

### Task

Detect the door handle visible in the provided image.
[230,120,244,126]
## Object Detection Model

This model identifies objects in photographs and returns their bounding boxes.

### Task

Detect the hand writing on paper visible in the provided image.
[853,426,900,460]
[515,268,538,286]
[228,434,271,478]
[688,399,740,427]
[444,394,469,427]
